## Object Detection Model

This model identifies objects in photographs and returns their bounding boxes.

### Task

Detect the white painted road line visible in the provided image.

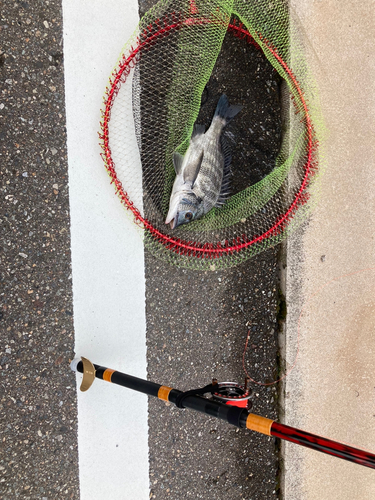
[62,1,149,499]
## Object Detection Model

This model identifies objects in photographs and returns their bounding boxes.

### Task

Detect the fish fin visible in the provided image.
[214,94,229,119]
[183,150,203,187]
[214,94,243,126]
[220,134,232,170]
[215,187,232,206]
[173,152,184,175]
[191,123,205,139]
[215,188,232,207]
[215,193,230,208]
[215,135,232,208]
[226,104,243,122]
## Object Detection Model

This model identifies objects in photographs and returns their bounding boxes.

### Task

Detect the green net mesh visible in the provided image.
[100,0,324,270]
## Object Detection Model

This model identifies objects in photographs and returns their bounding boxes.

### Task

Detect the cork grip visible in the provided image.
[246,413,274,436]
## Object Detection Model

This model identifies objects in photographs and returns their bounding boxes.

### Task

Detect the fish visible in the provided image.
[165,94,243,230]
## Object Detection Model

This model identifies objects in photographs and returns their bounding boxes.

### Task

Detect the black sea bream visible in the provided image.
[165,94,242,229]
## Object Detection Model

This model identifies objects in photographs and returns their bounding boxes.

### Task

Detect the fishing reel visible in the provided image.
[210,377,252,410]
[175,376,252,410]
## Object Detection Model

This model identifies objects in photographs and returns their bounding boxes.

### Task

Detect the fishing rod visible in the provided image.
[71,356,375,470]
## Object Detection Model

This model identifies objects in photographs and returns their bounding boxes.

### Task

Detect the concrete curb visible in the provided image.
[284,1,375,498]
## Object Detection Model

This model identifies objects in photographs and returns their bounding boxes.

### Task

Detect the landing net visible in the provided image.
[99,0,324,270]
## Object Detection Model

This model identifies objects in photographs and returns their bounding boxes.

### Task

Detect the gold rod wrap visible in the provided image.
[103,368,116,383]
[158,385,173,402]
[246,413,274,436]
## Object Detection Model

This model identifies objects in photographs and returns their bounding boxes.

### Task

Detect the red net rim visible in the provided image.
[100,17,317,260]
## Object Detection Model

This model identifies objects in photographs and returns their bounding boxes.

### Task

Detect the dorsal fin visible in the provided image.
[215,135,232,208]
[220,134,232,170]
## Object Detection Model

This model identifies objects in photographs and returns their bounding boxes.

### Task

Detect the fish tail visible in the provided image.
[214,94,243,126]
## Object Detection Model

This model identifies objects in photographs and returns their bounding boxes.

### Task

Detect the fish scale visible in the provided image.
[194,135,224,210]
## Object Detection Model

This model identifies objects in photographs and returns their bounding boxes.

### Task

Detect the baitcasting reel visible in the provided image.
[210,377,252,409]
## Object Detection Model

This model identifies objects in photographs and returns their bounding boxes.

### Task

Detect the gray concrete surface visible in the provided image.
[283,1,375,498]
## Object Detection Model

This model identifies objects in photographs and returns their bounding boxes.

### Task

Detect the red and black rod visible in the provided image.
[270,422,375,469]
[71,357,375,470]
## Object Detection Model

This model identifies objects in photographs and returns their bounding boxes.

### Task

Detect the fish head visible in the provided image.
[165,192,202,229]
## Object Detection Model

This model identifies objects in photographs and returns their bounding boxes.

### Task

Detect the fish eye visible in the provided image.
[185,212,193,220]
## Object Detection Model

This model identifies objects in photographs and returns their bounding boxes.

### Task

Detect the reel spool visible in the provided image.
[211,379,252,409]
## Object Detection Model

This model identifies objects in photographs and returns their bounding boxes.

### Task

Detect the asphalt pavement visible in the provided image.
[0,1,79,498]
[141,2,283,498]
[1,1,283,499]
